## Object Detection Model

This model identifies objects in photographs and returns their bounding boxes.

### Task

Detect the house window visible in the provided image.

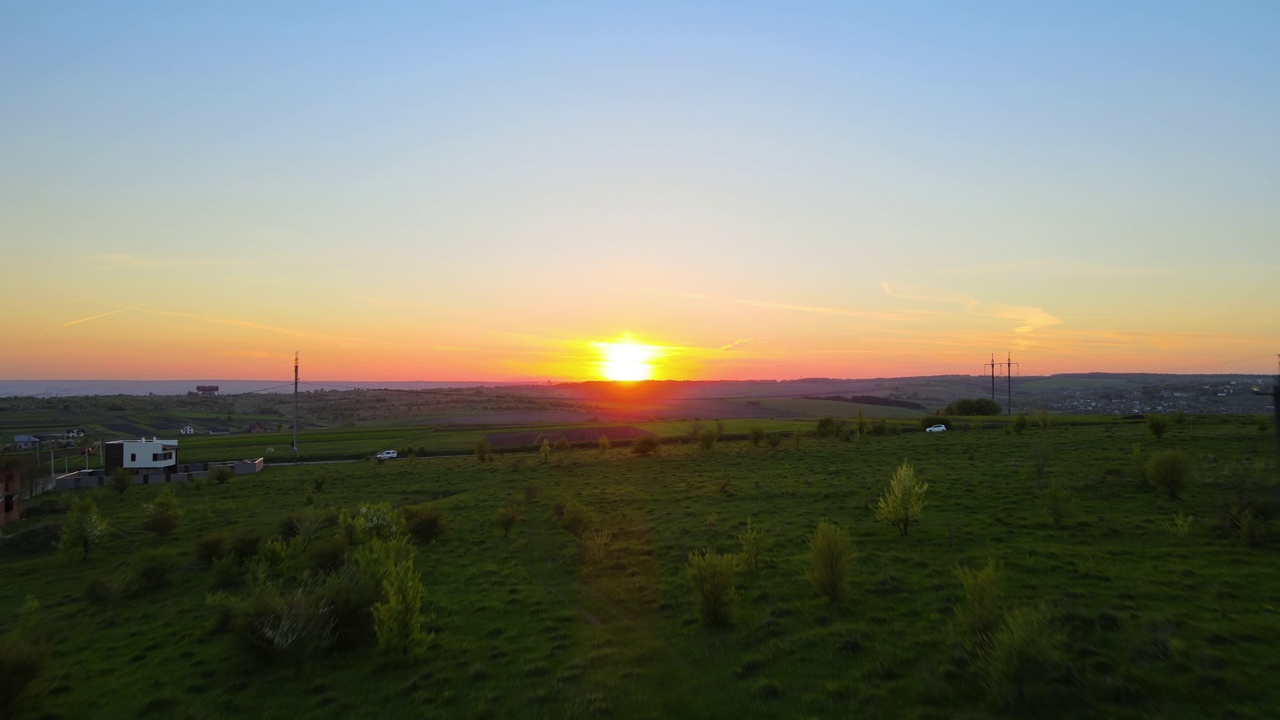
[130,453,136,462]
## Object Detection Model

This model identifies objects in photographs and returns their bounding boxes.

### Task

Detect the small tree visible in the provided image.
[0,631,51,720]
[686,549,736,627]
[496,502,521,538]
[737,518,765,572]
[212,466,234,485]
[747,428,764,447]
[977,607,1059,704]
[59,497,108,560]
[855,409,868,439]
[807,519,854,603]
[1042,480,1074,528]
[539,439,551,464]
[474,440,491,463]
[630,436,660,456]
[1011,414,1028,435]
[697,428,719,451]
[142,485,183,538]
[109,468,133,496]
[598,435,610,453]
[372,557,432,658]
[1145,449,1190,500]
[952,561,1004,653]
[875,461,928,535]
[1147,415,1168,440]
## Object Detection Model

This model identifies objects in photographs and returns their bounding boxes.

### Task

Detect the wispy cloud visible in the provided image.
[935,259,1188,278]
[145,310,377,344]
[91,253,224,269]
[880,283,1061,333]
[61,303,147,328]
[718,337,755,351]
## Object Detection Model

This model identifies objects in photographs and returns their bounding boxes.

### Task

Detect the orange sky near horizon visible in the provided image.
[3,4,1278,382]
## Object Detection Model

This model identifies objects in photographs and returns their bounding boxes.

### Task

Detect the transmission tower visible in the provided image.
[984,353,1020,415]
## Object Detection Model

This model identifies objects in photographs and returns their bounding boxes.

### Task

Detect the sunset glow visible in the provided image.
[596,339,661,382]
[1,4,1277,382]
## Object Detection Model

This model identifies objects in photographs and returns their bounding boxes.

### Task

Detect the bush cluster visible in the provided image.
[686,549,737,627]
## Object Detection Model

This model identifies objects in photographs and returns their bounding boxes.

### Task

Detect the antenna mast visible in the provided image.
[985,353,1019,414]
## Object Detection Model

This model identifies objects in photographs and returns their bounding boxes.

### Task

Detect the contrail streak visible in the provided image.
[61,303,147,328]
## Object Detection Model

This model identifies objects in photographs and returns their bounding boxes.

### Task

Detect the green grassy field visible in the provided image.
[2,416,1278,719]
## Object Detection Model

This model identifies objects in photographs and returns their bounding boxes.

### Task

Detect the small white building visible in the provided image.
[180,426,196,435]
[105,438,178,475]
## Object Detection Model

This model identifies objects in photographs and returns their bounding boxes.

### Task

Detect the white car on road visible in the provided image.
[375,450,398,460]
[924,424,948,433]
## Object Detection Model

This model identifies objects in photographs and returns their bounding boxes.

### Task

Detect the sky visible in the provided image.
[3,1,1278,382]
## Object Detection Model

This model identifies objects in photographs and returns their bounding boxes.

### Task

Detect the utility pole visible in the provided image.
[293,352,300,457]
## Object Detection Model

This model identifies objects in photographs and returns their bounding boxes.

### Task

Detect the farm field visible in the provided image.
[1,415,1279,719]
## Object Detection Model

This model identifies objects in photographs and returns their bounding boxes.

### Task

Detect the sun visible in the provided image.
[595,337,660,381]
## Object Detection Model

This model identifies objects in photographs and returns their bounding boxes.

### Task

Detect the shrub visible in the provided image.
[539,439,551,463]
[85,572,130,610]
[737,518,764,572]
[807,520,854,603]
[1163,512,1194,538]
[59,497,108,560]
[1036,410,1051,429]
[109,468,133,496]
[584,529,612,563]
[474,440,491,463]
[875,461,928,535]
[854,409,868,438]
[279,511,307,541]
[132,550,175,592]
[211,467,234,485]
[1011,414,1028,434]
[977,607,1059,704]
[1042,481,1074,528]
[210,554,242,590]
[0,631,51,720]
[631,436,660,456]
[230,580,335,668]
[195,533,232,565]
[316,560,380,648]
[372,556,432,658]
[764,433,784,449]
[598,435,610,452]
[686,549,737,627]
[496,502,521,537]
[554,437,570,452]
[747,428,765,447]
[232,531,264,562]
[1145,450,1190,500]
[340,503,404,544]
[697,428,719,451]
[308,536,350,574]
[816,416,837,438]
[1147,415,1168,440]
[790,432,802,451]
[558,500,596,540]
[952,561,1004,652]
[403,505,447,545]
[141,485,183,538]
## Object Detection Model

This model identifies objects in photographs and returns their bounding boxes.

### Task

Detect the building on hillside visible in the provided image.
[104,438,178,481]
[180,425,196,435]
[13,435,39,451]
[1,467,20,527]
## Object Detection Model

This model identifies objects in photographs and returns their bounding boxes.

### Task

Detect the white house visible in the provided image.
[104,438,178,475]
[180,426,196,435]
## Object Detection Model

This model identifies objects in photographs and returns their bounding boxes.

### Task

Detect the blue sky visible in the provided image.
[3,2,1277,379]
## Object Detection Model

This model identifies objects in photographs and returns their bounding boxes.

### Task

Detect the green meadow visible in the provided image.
[2,415,1278,719]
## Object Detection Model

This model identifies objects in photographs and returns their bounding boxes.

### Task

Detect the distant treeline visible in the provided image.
[805,395,927,411]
